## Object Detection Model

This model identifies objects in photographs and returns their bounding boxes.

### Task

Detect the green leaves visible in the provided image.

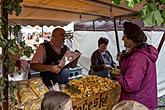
[112,0,121,5]
[23,46,34,58]
[0,0,24,103]
[112,0,143,7]
[160,0,165,4]
[15,6,22,16]
[4,0,23,16]
[0,33,7,47]
[8,81,19,105]
[142,10,163,26]
[126,0,139,8]
[154,10,164,25]
[112,0,165,26]
[8,46,20,55]
[140,2,164,26]
[0,77,6,101]
[13,25,21,37]
[162,10,165,23]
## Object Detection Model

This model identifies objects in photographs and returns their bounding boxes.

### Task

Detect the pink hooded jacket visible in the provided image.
[118,44,158,110]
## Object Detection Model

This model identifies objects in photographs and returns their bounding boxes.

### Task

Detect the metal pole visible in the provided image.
[113,19,121,65]
[114,19,120,54]
[92,21,95,31]
[158,31,165,54]
[42,26,44,37]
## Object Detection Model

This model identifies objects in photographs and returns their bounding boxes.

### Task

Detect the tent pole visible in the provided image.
[42,26,44,37]
[158,32,165,54]
[113,19,120,53]
[93,21,95,31]
[113,19,121,65]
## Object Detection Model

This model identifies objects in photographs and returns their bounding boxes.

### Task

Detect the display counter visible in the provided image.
[9,76,120,110]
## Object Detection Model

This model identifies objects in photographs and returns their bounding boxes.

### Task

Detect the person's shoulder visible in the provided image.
[91,49,100,58]
[39,41,48,47]
[92,49,99,54]
[105,50,111,55]
[129,50,147,62]
[130,49,143,56]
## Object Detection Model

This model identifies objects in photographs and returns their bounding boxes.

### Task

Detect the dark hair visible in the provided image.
[123,21,147,43]
[52,28,64,33]
[41,91,71,110]
[98,37,109,46]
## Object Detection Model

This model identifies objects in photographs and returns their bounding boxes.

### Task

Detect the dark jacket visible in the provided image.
[90,49,115,72]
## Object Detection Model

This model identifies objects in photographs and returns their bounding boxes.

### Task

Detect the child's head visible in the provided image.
[112,100,149,110]
[41,91,72,110]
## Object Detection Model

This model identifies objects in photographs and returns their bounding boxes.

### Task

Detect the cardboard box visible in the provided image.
[72,83,121,110]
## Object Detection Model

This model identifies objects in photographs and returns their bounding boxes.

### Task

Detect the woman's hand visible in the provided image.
[110,68,121,80]
[104,64,113,70]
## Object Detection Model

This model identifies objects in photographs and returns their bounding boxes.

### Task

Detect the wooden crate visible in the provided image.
[72,83,121,110]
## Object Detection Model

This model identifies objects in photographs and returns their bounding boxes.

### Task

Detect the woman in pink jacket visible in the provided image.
[117,21,158,110]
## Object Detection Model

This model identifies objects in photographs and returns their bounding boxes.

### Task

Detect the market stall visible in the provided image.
[9,76,121,110]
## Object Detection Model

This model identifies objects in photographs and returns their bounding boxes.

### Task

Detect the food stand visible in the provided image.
[9,75,121,110]
[9,78,48,110]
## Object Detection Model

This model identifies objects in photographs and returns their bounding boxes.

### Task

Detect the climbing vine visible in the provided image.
[0,0,33,103]
[112,0,165,26]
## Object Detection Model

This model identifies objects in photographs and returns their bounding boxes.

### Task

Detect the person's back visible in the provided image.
[41,91,72,110]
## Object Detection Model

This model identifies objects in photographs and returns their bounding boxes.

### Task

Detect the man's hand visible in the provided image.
[50,65,62,74]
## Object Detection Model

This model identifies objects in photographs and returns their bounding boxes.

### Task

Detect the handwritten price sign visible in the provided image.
[72,85,121,110]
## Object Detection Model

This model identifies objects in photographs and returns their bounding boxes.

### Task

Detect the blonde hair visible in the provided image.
[112,100,149,110]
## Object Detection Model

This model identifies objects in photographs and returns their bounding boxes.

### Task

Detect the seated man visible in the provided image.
[30,28,80,88]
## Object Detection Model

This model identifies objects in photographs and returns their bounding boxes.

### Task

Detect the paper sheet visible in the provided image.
[59,50,81,67]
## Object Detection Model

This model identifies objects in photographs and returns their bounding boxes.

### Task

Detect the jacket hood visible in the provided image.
[137,44,158,62]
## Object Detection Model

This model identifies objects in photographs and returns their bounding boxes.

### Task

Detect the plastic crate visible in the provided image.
[69,66,83,78]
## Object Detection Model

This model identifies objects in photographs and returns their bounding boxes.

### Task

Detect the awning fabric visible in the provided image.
[74,19,165,31]
[1,0,144,26]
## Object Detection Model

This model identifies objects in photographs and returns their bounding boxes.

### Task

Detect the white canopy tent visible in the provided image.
[0,0,164,98]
